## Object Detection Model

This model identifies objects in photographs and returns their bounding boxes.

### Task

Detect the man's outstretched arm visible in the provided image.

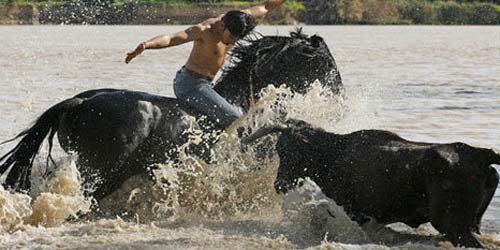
[125,25,203,64]
[242,0,287,19]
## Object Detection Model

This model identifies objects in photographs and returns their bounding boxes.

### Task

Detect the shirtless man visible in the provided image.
[125,0,286,127]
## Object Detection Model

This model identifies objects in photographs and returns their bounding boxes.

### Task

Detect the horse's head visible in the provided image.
[215,29,343,111]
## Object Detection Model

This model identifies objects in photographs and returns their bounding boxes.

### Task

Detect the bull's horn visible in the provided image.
[241,125,287,144]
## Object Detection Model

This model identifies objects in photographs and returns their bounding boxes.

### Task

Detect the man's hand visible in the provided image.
[243,0,286,19]
[125,42,146,64]
[265,0,286,12]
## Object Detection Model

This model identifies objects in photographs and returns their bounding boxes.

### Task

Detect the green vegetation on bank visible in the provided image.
[110,0,305,11]
[3,0,303,9]
[110,0,293,8]
[301,0,500,24]
[392,0,500,24]
[2,0,500,24]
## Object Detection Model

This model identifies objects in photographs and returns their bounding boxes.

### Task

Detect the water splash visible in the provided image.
[1,82,498,249]
[0,156,90,231]
[0,186,31,233]
[98,85,292,222]
[97,83,348,222]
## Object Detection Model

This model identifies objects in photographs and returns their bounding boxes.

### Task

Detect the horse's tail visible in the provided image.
[0,97,82,192]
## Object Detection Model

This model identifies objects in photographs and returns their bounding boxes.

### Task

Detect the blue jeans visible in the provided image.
[173,66,243,127]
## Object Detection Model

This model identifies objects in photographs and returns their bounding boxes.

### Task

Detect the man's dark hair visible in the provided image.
[222,10,256,38]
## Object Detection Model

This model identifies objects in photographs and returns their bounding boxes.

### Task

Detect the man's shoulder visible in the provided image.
[184,22,209,41]
[193,19,218,39]
[199,17,219,30]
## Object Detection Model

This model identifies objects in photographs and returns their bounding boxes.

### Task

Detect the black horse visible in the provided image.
[0,30,342,202]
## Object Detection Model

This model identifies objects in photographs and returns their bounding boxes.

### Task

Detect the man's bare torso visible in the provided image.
[185,17,232,80]
[126,1,285,79]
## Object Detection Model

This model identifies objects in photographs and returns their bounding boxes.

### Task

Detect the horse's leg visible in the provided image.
[80,132,176,203]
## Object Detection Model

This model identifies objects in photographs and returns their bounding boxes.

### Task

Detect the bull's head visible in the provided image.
[241,119,323,193]
[423,144,500,248]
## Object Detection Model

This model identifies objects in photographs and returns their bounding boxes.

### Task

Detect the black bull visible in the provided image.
[0,31,343,202]
[242,119,500,248]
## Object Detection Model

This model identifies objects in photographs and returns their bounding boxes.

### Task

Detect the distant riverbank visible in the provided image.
[1,0,500,25]
[0,1,303,25]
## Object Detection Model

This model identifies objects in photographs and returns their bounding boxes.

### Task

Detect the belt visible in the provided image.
[182,66,214,81]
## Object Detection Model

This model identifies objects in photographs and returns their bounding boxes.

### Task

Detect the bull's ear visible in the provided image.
[485,149,500,165]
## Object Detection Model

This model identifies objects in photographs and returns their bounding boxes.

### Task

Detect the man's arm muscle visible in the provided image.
[145,24,204,49]
[125,24,205,63]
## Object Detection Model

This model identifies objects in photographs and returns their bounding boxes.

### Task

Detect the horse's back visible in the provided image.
[72,88,174,105]
[58,89,183,144]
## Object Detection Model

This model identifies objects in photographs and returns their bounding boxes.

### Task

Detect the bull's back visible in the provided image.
[332,130,432,219]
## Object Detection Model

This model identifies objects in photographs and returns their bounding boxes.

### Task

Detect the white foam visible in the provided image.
[0,83,497,249]
[0,156,90,231]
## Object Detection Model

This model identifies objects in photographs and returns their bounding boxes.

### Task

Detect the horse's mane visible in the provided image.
[219,28,309,83]
[214,28,342,111]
